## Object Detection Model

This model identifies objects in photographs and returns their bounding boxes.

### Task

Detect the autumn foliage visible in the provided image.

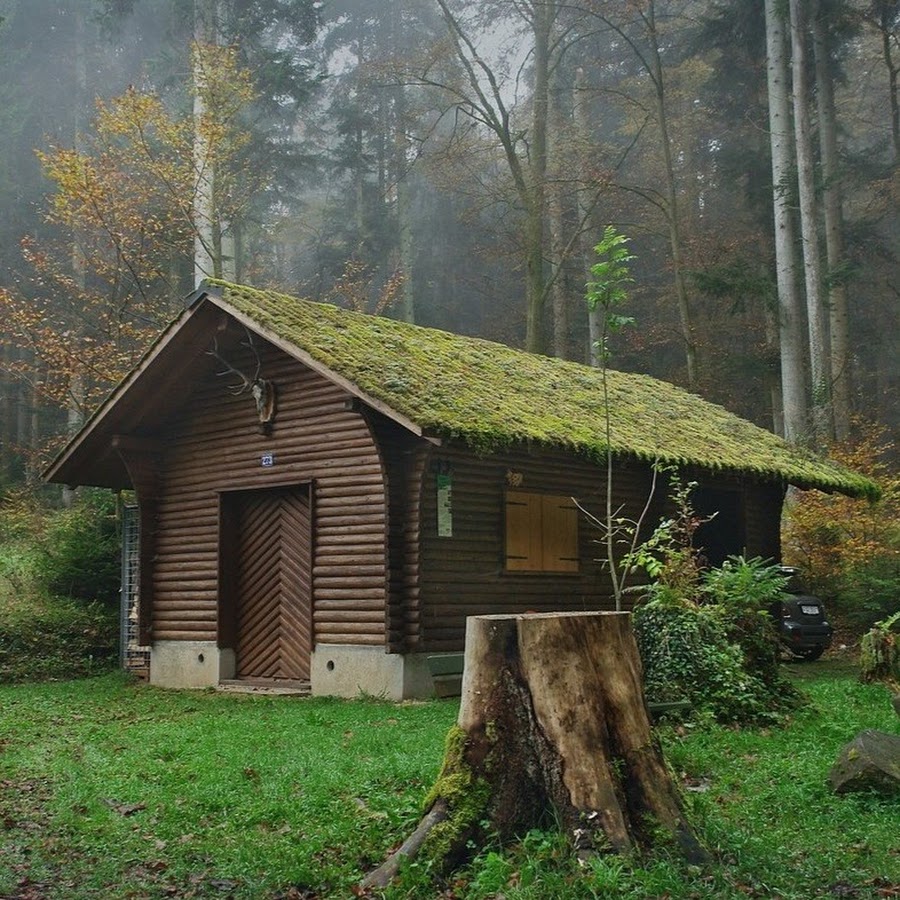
[0,42,259,453]
[782,424,900,628]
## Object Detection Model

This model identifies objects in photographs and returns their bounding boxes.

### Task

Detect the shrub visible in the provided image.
[632,599,785,723]
[701,556,787,688]
[41,491,120,604]
[0,489,120,681]
[632,555,801,723]
[859,612,900,689]
[628,481,799,724]
[0,595,118,682]
[0,488,119,605]
[835,556,900,632]
[783,424,900,631]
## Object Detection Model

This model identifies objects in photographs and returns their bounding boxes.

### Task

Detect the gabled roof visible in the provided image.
[46,280,879,499]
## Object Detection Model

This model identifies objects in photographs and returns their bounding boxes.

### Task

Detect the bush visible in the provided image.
[41,491,120,604]
[0,489,120,682]
[626,473,802,724]
[783,424,900,631]
[0,488,119,605]
[701,556,787,688]
[834,556,900,632]
[859,612,900,689]
[0,595,118,682]
[632,599,794,724]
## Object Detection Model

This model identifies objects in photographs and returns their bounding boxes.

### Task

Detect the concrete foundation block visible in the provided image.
[310,646,437,700]
[150,641,231,689]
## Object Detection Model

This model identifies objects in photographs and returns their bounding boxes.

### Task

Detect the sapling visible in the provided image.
[581,226,643,610]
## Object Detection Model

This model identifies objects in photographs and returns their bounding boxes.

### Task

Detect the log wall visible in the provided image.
[367,413,430,653]
[415,444,641,652]
[149,336,388,648]
[415,445,786,652]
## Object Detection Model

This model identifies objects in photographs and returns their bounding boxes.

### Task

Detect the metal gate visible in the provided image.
[120,504,150,676]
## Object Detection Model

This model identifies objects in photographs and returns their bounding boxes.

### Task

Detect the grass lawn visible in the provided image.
[1,662,898,899]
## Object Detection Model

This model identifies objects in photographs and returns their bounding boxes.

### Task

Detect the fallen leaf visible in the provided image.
[103,799,147,817]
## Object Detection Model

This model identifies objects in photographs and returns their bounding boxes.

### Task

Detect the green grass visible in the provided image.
[1,664,897,899]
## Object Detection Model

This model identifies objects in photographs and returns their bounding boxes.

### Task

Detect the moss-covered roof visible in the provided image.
[208,280,877,499]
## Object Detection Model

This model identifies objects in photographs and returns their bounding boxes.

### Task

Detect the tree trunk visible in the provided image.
[573,66,603,367]
[392,1,415,325]
[875,2,900,163]
[765,0,808,443]
[68,1,88,458]
[549,68,569,360]
[361,612,707,890]
[812,6,851,440]
[525,2,553,355]
[646,1,697,388]
[193,0,217,287]
[790,0,833,446]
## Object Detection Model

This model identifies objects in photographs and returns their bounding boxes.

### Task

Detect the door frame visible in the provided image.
[216,480,315,675]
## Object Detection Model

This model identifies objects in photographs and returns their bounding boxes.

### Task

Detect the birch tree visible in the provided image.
[765,0,808,442]
[812,4,851,440]
[790,0,832,444]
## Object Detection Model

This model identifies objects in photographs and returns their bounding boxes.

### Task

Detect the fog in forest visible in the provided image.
[1,0,898,481]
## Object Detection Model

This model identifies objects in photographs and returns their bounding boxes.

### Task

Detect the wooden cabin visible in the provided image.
[45,281,875,698]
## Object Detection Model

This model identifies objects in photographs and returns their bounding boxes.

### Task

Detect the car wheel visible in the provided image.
[797,646,825,661]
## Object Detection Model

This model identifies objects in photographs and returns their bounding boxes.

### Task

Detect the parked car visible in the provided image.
[771,567,834,661]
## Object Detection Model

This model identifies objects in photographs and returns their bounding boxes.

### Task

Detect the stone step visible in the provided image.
[218,678,311,696]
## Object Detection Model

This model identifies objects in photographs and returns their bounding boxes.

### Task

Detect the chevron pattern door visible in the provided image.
[233,487,312,681]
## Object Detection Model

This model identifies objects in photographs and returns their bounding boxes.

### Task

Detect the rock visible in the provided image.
[829,730,900,796]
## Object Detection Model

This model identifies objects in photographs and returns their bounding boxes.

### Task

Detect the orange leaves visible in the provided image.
[783,423,900,593]
[326,258,407,315]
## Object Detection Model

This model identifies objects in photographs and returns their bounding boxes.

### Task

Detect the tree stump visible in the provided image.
[361,612,707,890]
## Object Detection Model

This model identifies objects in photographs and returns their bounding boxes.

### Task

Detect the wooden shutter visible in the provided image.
[541,495,579,572]
[505,491,579,573]
[505,490,542,571]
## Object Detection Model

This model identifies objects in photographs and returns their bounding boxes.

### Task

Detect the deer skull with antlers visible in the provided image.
[208,332,277,434]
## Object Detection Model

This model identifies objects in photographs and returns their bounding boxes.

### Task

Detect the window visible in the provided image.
[505,491,579,573]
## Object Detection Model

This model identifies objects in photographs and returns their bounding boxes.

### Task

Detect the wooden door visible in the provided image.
[230,487,312,681]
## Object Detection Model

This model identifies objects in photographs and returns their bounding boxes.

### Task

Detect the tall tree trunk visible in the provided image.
[573,67,602,366]
[392,5,415,324]
[525,1,554,355]
[193,0,218,287]
[69,2,87,437]
[812,6,851,440]
[765,0,808,443]
[396,133,415,324]
[63,3,89,507]
[790,0,832,445]
[26,360,41,485]
[646,1,697,387]
[361,613,708,890]
[0,344,16,482]
[549,68,569,359]
[876,2,900,162]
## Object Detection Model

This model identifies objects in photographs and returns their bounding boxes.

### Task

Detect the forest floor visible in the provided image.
[1,659,898,900]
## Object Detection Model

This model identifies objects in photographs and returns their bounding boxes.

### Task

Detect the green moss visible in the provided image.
[419,725,492,868]
[203,280,878,500]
